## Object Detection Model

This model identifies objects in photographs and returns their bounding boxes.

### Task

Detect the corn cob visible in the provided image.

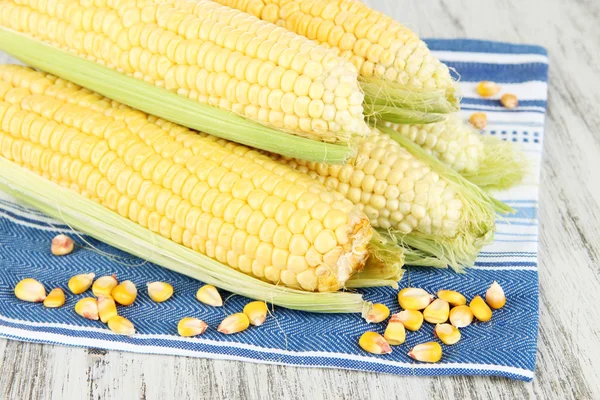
[275,125,513,270]
[214,0,458,119]
[0,65,384,293]
[0,0,376,163]
[384,116,528,190]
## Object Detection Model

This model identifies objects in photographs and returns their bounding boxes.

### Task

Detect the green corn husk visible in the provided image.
[0,27,354,164]
[0,158,407,314]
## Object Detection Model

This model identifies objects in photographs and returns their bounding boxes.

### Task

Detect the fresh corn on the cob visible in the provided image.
[0,65,383,293]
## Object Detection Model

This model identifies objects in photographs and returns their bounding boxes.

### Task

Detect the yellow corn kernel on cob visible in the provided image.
[0,0,369,145]
[0,65,373,292]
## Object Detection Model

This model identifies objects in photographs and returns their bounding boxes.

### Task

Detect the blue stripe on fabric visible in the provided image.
[424,39,548,56]
[461,98,547,109]
[445,62,549,83]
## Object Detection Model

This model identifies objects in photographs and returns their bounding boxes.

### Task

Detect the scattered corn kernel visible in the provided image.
[470,295,493,322]
[43,288,65,308]
[384,314,406,345]
[449,305,474,328]
[365,303,391,323]
[423,299,450,324]
[486,281,506,309]
[14,278,46,302]
[97,295,118,323]
[218,313,250,334]
[51,234,74,256]
[408,342,443,363]
[147,282,174,303]
[243,301,268,326]
[434,323,461,345]
[500,93,519,109]
[468,112,487,129]
[437,290,467,307]
[396,309,424,331]
[196,285,223,307]
[111,280,138,306]
[92,275,118,297]
[359,332,392,354]
[75,297,99,320]
[397,288,434,310]
[178,317,208,337]
[107,315,135,335]
[68,273,95,295]
[476,81,501,97]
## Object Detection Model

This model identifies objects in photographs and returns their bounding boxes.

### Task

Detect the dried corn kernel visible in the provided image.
[147,282,174,303]
[111,280,137,306]
[359,332,392,354]
[500,94,518,109]
[476,81,501,97]
[396,309,424,331]
[196,285,223,307]
[384,314,406,345]
[243,301,268,326]
[485,281,506,309]
[75,297,99,320]
[92,275,118,297]
[468,113,487,130]
[449,305,474,328]
[178,317,208,337]
[423,299,450,324]
[43,288,65,308]
[14,278,46,302]
[218,313,250,334]
[437,290,466,307]
[51,234,74,256]
[365,303,390,323]
[408,342,442,363]
[470,295,492,322]
[107,316,135,335]
[68,273,95,295]
[98,295,118,323]
[397,288,433,310]
[434,323,461,345]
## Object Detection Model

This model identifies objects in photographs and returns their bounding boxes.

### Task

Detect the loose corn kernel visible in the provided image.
[196,285,223,307]
[178,317,208,337]
[408,342,442,363]
[470,295,492,322]
[383,314,406,345]
[51,234,74,255]
[436,290,466,307]
[449,305,474,328]
[75,297,99,320]
[423,299,450,324]
[476,81,501,97]
[97,295,118,323]
[468,113,487,130]
[43,288,65,308]
[485,281,506,309]
[218,313,250,334]
[243,301,268,326]
[147,282,174,303]
[500,94,519,109]
[107,315,135,335]
[14,278,46,302]
[365,303,390,323]
[434,323,461,345]
[68,273,95,295]
[397,288,433,310]
[397,309,424,331]
[92,275,118,297]
[111,280,138,306]
[359,332,392,354]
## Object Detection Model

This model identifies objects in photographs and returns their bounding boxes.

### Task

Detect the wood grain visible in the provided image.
[2,0,600,398]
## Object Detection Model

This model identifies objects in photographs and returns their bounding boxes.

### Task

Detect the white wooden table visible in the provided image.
[2,0,600,398]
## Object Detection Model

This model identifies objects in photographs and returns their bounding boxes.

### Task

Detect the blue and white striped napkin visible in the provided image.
[0,39,547,381]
